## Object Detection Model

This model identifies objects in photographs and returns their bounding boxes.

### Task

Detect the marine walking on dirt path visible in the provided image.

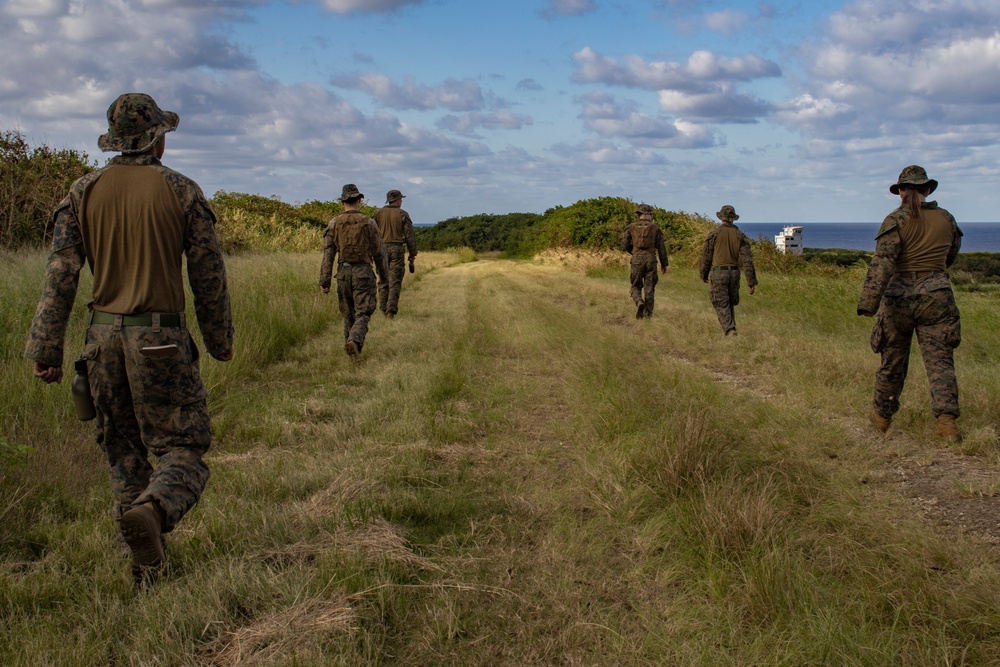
[24,93,235,587]
[698,205,757,336]
[857,165,963,442]
[372,189,418,319]
[622,203,669,319]
[319,184,389,360]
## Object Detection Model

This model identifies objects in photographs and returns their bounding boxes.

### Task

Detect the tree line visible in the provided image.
[3,130,998,284]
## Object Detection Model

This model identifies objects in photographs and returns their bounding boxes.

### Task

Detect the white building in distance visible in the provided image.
[774,225,804,255]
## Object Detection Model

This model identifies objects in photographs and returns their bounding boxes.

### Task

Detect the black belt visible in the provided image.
[90,311,184,328]
[339,261,368,266]
[712,265,739,271]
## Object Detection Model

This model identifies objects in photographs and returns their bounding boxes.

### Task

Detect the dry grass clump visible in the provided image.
[204,598,356,666]
[533,247,629,273]
[298,473,387,519]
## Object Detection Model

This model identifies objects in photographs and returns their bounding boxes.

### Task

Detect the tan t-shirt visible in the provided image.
[712,224,742,267]
[80,165,186,314]
[894,207,956,273]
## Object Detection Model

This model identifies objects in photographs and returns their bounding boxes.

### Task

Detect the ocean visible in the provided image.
[738,222,1000,253]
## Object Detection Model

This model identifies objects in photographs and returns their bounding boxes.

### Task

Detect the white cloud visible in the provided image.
[572,47,781,91]
[314,0,423,15]
[331,73,486,111]
[540,0,598,19]
[437,111,533,136]
[704,9,749,34]
[578,92,716,148]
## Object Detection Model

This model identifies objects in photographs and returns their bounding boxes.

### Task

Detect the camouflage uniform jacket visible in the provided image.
[373,206,418,258]
[622,222,669,270]
[24,155,234,367]
[698,223,757,286]
[857,202,962,315]
[319,212,389,289]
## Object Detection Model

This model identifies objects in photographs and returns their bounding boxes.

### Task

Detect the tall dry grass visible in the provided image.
[2,249,1000,665]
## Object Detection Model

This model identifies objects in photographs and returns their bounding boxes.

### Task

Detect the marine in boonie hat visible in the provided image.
[386,189,405,203]
[636,203,654,215]
[717,205,740,222]
[889,165,938,195]
[340,184,364,202]
[97,93,179,154]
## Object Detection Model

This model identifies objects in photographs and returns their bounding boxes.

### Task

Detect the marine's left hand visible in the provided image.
[33,362,63,384]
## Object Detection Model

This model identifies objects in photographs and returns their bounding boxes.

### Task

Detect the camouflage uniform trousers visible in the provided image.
[709,267,741,333]
[83,323,211,534]
[871,278,961,419]
[629,253,660,316]
[378,243,407,316]
[337,262,378,349]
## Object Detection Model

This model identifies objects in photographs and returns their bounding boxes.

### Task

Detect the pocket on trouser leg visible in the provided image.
[870,312,887,353]
[943,317,961,349]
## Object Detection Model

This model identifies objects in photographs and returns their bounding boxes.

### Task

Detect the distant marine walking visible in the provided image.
[622,203,669,318]
[320,184,389,360]
[24,93,234,586]
[857,165,963,441]
[699,205,757,335]
[373,189,418,319]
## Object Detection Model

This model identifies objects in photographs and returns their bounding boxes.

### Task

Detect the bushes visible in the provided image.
[0,130,95,249]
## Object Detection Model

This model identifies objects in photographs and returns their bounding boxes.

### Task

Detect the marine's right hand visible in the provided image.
[213,348,234,362]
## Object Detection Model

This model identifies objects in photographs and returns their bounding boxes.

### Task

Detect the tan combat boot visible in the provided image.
[120,502,166,586]
[869,409,891,434]
[936,414,962,443]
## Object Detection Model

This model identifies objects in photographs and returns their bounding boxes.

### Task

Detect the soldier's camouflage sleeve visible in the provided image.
[655,227,669,269]
[857,213,902,315]
[175,176,234,357]
[319,222,337,289]
[368,220,389,282]
[402,210,417,258]
[622,225,633,254]
[739,232,757,287]
[943,208,963,268]
[699,230,717,281]
[24,196,86,367]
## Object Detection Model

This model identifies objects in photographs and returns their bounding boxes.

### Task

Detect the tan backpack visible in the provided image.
[632,221,657,252]
[335,213,371,263]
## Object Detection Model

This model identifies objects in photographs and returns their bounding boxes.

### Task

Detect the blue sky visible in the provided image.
[2,0,999,224]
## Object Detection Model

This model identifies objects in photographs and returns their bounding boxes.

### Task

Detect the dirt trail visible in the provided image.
[648,327,1000,555]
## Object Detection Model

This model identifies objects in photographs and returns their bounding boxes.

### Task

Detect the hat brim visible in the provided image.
[97,110,179,154]
[717,211,739,221]
[890,179,938,195]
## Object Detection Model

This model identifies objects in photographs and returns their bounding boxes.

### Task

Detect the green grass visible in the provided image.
[2,249,1000,664]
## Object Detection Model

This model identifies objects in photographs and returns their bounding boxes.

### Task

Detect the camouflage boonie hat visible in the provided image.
[97,93,179,154]
[890,165,938,195]
[386,189,405,203]
[636,204,654,215]
[340,184,364,202]
[717,205,739,221]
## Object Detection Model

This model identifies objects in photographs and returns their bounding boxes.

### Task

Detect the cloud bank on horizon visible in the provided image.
[2,0,999,224]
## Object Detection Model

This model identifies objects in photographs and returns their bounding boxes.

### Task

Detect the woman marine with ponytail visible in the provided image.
[857,166,964,441]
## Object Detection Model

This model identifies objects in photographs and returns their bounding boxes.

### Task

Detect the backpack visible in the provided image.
[632,221,657,251]
[335,213,370,263]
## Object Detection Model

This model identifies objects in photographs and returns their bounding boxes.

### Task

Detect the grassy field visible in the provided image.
[2,247,1000,665]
